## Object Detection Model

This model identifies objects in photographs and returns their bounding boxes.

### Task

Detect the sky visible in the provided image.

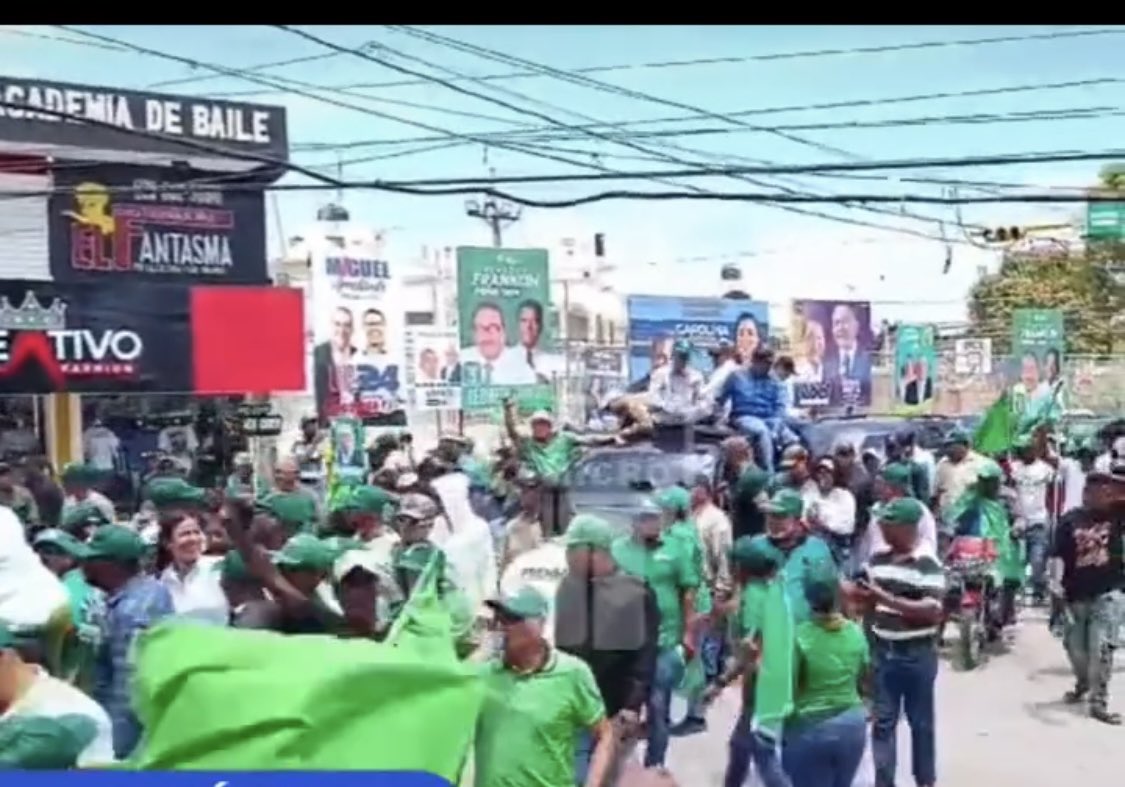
[1,24,1119,326]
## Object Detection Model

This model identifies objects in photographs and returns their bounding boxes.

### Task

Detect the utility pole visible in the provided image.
[464,173,521,247]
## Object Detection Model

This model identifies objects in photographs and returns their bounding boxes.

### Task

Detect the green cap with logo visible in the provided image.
[878,497,924,527]
[976,459,1003,481]
[1011,433,1034,450]
[394,542,442,575]
[565,514,616,551]
[654,486,692,513]
[60,463,101,486]
[347,485,398,516]
[880,462,913,491]
[60,502,111,534]
[762,488,804,518]
[672,338,693,356]
[272,534,339,572]
[144,476,208,509]
[486,586,550,621]
[75,525,147,562]
[31,529,87,559]
[262,491,318,529]
[944,427,971,446]
[729,535,781,573]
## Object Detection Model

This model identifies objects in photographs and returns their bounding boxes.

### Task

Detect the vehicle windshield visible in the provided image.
[568,448,717,492]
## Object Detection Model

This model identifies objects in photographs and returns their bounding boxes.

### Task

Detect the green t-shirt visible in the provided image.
[521,433,580,483]
[748,534,835,624]
[611,534,700,649]
[474,649,605,787]
[791,618,868,724]
[666,520,712,615]
[731,466,769,537]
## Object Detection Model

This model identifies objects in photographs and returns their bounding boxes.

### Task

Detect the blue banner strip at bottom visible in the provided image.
[7,773,451,787]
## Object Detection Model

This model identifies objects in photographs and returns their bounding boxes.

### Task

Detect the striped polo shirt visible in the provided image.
[866,548,946,642]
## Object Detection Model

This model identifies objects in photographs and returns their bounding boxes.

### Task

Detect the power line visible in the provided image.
[208,26,1125,97]
[145,51,345,90]
[290,76,1125,152]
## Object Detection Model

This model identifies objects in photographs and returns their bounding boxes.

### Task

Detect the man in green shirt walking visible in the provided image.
[611,498,701,767]
[476,586,615,787]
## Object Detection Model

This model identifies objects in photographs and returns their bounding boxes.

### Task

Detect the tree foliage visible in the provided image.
[968,243,1125,356]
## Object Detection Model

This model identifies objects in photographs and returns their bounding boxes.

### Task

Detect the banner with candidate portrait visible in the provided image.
[626,296,769,387]
[311,248,407,426]
[893,323,937,414]
[455,247,554,414]
[1011,308,1066,416]
[789,299,873,408]
[404,327,460,411]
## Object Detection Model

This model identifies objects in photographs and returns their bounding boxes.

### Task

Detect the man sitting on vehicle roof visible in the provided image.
[648,339,708,423]
[712,347,797,475]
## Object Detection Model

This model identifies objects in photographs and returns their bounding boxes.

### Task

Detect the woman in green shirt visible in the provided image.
[781,565,869,787]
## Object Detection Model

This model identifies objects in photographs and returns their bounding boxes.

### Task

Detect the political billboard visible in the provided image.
[48,164,268,284]
[789,299,874,408]
[1011,308,1066,415]
[455,247,554,414]
[404,327,460,411]
[311,251,407,426]
[893,324,937,414]
[626,296,769,386]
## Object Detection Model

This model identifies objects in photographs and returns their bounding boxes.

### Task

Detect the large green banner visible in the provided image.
[456,247,555,413]
[893,324,937,414]
[1011,308,1066,416]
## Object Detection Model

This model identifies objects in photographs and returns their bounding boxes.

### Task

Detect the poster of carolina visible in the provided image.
[311,249,407,426]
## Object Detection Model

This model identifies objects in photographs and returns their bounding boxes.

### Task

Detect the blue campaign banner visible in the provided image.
[8,774,451,787]
[626,296,769,386]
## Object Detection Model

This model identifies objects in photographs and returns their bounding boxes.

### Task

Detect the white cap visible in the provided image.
[529,410,554,424]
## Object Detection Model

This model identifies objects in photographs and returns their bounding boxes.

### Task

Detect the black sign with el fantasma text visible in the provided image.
[48,164,268,284]
[0,281,190,394]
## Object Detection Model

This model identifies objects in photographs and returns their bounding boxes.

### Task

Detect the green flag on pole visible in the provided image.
[973,390,1014,455]
[126,567,483,775]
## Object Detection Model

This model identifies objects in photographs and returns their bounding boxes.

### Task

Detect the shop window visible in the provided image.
[80,395,256,510]
[0,396,45,463]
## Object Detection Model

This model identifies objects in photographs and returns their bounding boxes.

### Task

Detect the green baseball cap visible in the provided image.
[60,463,100,485]
[394,542,442,574]
[881,462,913,491]
[349,485,398,516]
[1012,433,1034,450]
[878,497,924,527]
[60,503,111,534]
[262,491,317,528]
[0,620,14,650]
[77,525,147,562]
[565,514,616,551]
[976,459,1003,480]
[144,476,208,509]
[31,529,87,559]
[672,338,693,356]
[762,488,804,518]
[729,535,781,573]
[654,486,692,513]
[944,428,971,445]
[486,586,550,621]
[272,534,339,572]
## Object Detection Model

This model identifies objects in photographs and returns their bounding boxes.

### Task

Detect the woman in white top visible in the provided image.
[801,458,857,569]
[794,321,827,382]
[157,514,228,626]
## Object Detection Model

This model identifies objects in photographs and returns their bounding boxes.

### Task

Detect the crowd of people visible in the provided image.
[0,400,1121,787]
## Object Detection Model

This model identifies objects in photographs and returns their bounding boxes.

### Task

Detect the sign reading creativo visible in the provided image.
[48,165,268,283]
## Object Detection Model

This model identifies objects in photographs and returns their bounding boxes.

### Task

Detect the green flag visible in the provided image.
[974,390,1013,455]
[126,603,483,774]
[751,576,795,738]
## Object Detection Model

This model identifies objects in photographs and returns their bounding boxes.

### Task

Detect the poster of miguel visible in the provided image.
[48,164,268,284]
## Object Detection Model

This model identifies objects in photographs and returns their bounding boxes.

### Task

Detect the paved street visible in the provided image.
[646,610,1123,786]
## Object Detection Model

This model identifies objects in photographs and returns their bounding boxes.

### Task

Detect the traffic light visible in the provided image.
[980,226,1023,243]
[593,232,605,257]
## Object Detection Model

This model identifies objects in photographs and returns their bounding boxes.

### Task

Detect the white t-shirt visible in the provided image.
[912,447,937,492]
[1057,457,1087,515]
[160,556,229,626]
[158,425,198,454]
[82,426,121,471]
[866,500,939,559]
[1010,459,1054,525]
[0,507,68,629]
[801,483,858,537]
[459,346,538,386]
[2,667,115,766]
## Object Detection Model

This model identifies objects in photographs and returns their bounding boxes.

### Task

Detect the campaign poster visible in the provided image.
[455,247,554,414]
[404,327,461,410]
[1011,308,1066,415]
[626,296,769,386]
[789,299,874,408]
[329,416,367,484]
[311,249,407,426]
[48,164,268,284]
[893,324,937,414]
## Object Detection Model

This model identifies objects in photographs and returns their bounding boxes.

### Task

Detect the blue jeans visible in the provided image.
[1024,522,1049,600]
[645,647,685,767]
[575,729,593,785]
[782,707,867,787]
[732,415,779,474]
[684,623,723,719]
[871,640,938,787]
[725,703,792,787]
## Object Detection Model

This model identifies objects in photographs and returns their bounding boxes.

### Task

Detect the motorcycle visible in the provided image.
[944,536,1004,670]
